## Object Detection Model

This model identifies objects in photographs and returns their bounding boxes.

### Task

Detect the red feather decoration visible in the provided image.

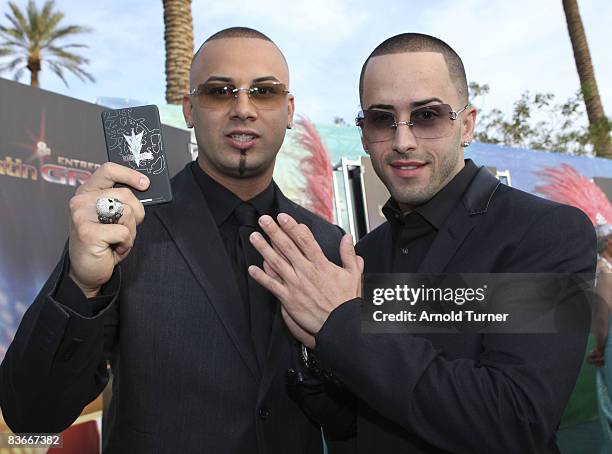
[294,116,334,222]
[534,163,612,225]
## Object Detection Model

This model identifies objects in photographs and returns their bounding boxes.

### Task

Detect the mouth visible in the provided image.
[225,130,259,150]
[229,133,257,142]
[389,161,428,178]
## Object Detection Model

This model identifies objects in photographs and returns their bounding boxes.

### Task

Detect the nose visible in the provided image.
[230,89,257,121]
[392,122,417,154]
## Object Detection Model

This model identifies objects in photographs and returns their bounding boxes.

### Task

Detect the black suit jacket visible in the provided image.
[1,163,343,453]
[312,165,596,453]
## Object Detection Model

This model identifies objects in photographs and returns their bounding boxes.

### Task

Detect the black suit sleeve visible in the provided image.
[313,205,596,453]
[0,250,120,433]
[287,342,357,441]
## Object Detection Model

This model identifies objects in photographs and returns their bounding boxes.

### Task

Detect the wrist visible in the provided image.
[68,269,101,299]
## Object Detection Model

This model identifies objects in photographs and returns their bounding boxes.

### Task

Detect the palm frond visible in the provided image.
[40,12,64,43]
[40,0,58,22]
[54,43,88,49]
[0,0,93,88]
[46,45,89,63]
[26,0,40,38]
[2,15,26,41]
[0,38,29,50]
[47,59,67,86]
[48,58,94,82]
[48,24,91,42]
[13,66,24,81]
[0,24,27,43]
[69,64,94,82]
[0,55,24,72]
[6,2,28,35]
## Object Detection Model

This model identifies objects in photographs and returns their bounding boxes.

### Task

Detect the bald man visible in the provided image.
[1,27,345,453]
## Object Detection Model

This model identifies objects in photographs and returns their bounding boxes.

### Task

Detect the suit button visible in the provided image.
[258,406,271,420]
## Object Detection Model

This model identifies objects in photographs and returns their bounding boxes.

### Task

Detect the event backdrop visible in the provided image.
[0,77,192,363]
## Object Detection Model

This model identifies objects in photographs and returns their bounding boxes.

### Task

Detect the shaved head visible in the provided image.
[359,33,468,106]
[190,27,288,87]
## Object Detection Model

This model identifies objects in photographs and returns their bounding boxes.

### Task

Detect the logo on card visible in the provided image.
[102,107,166,175]
[123,129,152,166]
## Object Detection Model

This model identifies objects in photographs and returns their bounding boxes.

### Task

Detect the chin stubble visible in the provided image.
[238,150,247,176]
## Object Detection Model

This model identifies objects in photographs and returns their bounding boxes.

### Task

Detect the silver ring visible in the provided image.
[96,197,124,224]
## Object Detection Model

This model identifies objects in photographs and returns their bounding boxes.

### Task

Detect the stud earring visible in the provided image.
[461,141,471,147]
[186,121,194,129]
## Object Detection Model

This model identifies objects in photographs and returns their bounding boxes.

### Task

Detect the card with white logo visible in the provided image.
[101,104,173,205]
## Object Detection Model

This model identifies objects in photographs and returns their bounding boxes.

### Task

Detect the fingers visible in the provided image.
[255,214,311,268]
[263,259,283,281]
[71,220,133,257]
[98,224,134,256]
[70,186,144,259]
[249,232,296,281]
[248,264,288,300]
[339,234,360,272]
[71,186,145,226]
[70,202,131,253]
[118,203,137,249]
[263,213,326,265]
[357,255,365,273]
[280,306,316,348]
[77,162,150,194]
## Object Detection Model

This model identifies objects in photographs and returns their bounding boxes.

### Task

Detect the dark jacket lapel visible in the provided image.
[418,167,501,273]
[357,224,394,274]
[154,165,260,380]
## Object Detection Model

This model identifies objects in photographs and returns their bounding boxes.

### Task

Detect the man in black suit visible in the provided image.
[247,33,597,452]
[0,27,344,453]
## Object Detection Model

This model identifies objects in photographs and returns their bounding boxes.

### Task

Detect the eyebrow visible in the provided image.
[202,76,232,84]
[199,75,281,85]
[366,97,446,111]
[253,76,281,83]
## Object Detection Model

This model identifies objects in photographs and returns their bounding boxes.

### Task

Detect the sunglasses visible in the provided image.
[189,81,290,109]
[356,103,469,142]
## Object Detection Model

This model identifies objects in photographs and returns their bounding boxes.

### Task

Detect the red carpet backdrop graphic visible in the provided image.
[0,77,191,369]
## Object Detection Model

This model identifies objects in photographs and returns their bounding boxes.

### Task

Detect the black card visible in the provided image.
[101,105,173,205]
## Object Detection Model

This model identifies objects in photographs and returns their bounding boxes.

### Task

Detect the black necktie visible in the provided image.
[234,202,274,370]
[234,201,259,272]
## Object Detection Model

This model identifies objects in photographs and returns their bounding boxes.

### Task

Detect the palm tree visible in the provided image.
[0,0,93,88]
[562,0,612,158]
[162,0,194,104]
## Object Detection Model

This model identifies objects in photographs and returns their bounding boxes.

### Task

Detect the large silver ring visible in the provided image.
[96,197,124,224]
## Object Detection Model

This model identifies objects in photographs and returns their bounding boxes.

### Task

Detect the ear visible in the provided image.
[182,95,194,127]
[462,106,477,144]
[287,94,295,127]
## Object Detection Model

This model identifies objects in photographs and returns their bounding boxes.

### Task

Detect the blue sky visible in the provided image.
[1,0,611,125]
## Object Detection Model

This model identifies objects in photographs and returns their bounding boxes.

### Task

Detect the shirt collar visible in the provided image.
[190,161,277,226]
[382,159,479,230]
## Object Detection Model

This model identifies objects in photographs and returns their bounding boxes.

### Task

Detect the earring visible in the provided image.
[461,141,471,147]
[186,121,194,129]
[286,123,293,130]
